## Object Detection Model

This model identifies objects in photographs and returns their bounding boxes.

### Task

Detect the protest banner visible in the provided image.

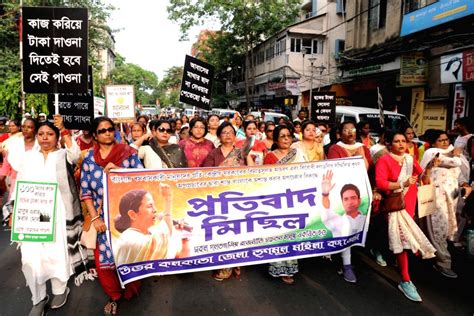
[311,92,336,124]
[105,85,135,121]
[47,66,93,130]
[104,157,372,286]
[179,55,214,110]
[22,7,88,94]
[11,181,58,243]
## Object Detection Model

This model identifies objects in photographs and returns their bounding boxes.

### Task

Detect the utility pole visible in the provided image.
[308,56,317,120]
[19,0,26,116]
[316,65,327,92]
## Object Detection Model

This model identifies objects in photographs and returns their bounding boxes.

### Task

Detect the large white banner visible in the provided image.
[104,158,372,286]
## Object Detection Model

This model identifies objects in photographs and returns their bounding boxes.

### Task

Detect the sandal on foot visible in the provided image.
[232,267,241,279]
[212,268,233,281]
[104,300,118,316]
[281,276,294,285]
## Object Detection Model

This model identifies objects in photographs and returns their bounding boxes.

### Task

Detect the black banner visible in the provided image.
[179,55,214,110]
[311,92,336,124]
[47,66,93,130]
[22,7,88,93]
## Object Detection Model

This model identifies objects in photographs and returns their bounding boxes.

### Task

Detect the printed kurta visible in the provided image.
[179,138,214,168]
[80,149,143,268]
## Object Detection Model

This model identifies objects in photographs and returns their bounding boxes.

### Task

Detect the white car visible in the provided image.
[211,108,237,119]
[335,106,415,137]
[250,111,290,124]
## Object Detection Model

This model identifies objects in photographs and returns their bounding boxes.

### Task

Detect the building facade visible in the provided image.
[230,0,346,118]
[338,0,474,133]
[97,28,116,80]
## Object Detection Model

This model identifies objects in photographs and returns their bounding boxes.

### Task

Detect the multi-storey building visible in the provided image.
[97,28,116,80]
[230,0,347,118]
[338,0,474,133]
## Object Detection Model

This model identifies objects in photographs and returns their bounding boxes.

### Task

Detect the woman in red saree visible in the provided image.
[80,117,144,315]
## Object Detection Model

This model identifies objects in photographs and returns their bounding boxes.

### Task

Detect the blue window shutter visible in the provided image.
[335,39,345,59]
[336,0,345,14]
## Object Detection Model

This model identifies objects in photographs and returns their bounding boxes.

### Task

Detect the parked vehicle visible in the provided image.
[140,106,159,117]
[211,108,237,119]
[250,111,290,124]
[335,106,414,137]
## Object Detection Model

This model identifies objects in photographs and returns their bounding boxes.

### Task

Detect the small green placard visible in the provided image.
[11,181,58,243]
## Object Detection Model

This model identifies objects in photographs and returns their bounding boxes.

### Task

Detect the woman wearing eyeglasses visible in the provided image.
[262,121,276,151]
[138,120,187,169]
[179,117,214,168]
[263,125,305,285]
[420,130,465,279]
[328,121,372,171]
[327,121,373,283]
[80,116,144,315]
[202,122,255,281]
[203,122,256,168]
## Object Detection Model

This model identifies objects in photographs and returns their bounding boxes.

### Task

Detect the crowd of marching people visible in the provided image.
[0,109,473,315]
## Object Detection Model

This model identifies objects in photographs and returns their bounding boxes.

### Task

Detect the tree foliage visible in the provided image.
[197,31,243,108]
[0,0,114,118]
[155,66,184,108]
[167,0,301,109]
[109,55,158,105]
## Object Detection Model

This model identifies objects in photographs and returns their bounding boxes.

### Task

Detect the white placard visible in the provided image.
[105,85,135,120]
[94,96,105,117]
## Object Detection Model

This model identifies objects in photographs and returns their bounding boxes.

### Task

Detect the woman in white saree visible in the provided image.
[420,130,465,279]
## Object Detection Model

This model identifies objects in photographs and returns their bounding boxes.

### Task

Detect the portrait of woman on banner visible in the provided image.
[113,185,190,266]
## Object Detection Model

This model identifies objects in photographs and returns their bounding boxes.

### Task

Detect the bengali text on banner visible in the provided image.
[104,157,372,286]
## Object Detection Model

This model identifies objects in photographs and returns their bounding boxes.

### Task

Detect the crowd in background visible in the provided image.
[0,109,473,315]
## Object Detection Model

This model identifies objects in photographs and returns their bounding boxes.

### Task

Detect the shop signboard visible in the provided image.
[441,50,474,83]
[401,0,474,37]
[400,53,428,86]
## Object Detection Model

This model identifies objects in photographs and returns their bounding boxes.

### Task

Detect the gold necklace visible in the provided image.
[389,153,404,166]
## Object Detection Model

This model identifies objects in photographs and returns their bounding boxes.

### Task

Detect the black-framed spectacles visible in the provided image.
[97,127,115,134]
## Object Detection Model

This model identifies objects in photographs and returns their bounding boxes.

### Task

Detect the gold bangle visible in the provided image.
[91,215,101,222]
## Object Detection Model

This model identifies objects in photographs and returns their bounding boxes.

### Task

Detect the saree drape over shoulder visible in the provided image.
[376,153,436,258]
[264,148,305,277]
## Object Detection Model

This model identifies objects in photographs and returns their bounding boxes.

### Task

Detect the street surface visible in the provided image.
[0,225,472,316]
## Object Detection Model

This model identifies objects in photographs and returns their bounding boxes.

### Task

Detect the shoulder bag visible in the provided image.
[381,191,405,213]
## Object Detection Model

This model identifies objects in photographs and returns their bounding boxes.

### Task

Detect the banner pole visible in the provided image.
[54,93,59,115]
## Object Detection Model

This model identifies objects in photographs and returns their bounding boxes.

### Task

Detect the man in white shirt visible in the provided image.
[453,117,473,158]
[293,109,307,122]
[320,170,367,283]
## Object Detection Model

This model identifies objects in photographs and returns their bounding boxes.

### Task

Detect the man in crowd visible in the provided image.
[294,109,307,122]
